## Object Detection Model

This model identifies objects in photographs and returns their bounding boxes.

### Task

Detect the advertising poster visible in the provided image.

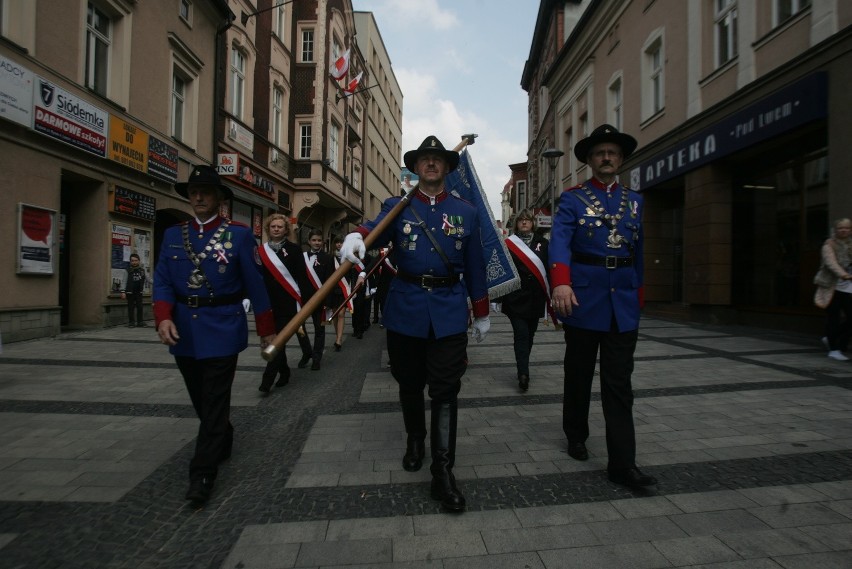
[110,224,152,294]
[33,77,108,157]
[109,117,149,173]
[18,203,56,274]
[0,55,34,126]
[147,135,179,183]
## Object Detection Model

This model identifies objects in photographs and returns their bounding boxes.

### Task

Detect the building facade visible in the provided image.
[523,0,852,330]
[0,0,400,343]
[0,0,231,342]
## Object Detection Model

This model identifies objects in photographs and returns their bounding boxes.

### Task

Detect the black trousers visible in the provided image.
[562,323,638,471]
[507,314,539,376]
[388,330,467,405]
[175,355,238,481]
[352,293,372,334]
[825,290,852,351]
[126,292,143,323]
[264,313,313,379]
[309,308,326,361]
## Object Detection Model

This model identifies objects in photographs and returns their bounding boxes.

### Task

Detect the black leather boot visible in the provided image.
[429,401,465,512]
[400,392,426,471]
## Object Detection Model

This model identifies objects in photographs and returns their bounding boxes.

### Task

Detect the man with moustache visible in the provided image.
[550,125,657,489]
[339,135,490,513]
[153,165,275,505]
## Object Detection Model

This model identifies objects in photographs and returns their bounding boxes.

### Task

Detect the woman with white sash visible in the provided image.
[496,210,551,391]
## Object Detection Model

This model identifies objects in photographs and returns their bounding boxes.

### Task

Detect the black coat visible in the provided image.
[499,234,549,319]
[259,240,311,326]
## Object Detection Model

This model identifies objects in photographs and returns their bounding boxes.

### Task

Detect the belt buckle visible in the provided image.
[186,295,200,307]
[420,276,432,290]
[605,256,617,269]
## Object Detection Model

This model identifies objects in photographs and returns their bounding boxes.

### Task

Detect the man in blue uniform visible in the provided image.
[550,125,657,489]
[154,165,276,505]
[340,136,490,512]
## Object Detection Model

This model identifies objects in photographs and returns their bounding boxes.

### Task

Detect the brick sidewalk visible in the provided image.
[0,315,850,568]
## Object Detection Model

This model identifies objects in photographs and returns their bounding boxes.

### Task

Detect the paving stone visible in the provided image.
[537,541,671,568]
[747,503,851,528]
[651,535,741,566]
[393,532,487,562]
[716,527,832,558]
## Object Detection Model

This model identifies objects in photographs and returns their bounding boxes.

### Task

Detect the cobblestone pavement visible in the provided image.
[0,313,850,568]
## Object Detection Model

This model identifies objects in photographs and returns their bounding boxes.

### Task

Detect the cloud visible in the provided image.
[376,0,459,30]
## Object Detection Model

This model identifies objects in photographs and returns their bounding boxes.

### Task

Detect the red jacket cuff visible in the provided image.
[550,263,571,288]
[153,300,173,327]
[471,296,489,318]
[254,309,276,336]
[356,226,370,238]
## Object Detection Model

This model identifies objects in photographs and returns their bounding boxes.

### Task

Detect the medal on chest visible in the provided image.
[183,221,230,289]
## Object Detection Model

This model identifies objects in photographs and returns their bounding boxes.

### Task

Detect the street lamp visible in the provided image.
[542,148,564,227]
[241,0,296,26]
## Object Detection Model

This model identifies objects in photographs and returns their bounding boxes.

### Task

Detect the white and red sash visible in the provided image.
[335,256,355,313]
[506,235,556,321]
[259,243,302,309]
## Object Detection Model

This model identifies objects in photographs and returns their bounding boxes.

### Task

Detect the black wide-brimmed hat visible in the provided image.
[573,124,638,164]
[403,135,460,172]
[174,165,233,199]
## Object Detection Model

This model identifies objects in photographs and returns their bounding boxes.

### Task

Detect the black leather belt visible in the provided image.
[175,293,244,308]
[396,271,460,288]
[573,253,633,269]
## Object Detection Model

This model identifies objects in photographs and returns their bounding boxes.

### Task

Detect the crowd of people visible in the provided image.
[153,127,723,509]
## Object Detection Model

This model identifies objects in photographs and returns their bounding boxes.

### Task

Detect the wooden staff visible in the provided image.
[323,245,391,324]
[261,134,477,362]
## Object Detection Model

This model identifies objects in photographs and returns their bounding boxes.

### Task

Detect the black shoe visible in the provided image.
[311,360,321,371]
[258,380,272,394]
[275,372,290,387]
[402,437,425,472]
[334,343,342,352]
[185,477,214,504]
[430,474,466,513]
[518,374,529,392]
[298,354,311,369]
[608,466,657,488]
[567,441,589,461]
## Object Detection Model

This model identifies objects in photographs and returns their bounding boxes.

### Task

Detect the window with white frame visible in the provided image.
[353,165,360,189]
[608,76,623,131]
[642,32,665,119]
[715,0,737,67]
[230,48,245,119]
[272,87,283,147]
[299,123,311,159]
[775,0,811,26]
[86,2,111,96]
[171,71,186,141]
[328,123,340,170]
[274,3,285,38]
[301,29,314,62]
[179,0,191,24]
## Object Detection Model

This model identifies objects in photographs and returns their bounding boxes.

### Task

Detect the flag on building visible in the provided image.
[343,72,363,95]
[330,49,350,80]
[445,149,520,298]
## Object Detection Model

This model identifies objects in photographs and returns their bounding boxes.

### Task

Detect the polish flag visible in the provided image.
[343,72,363,94]
[330,49,350,80]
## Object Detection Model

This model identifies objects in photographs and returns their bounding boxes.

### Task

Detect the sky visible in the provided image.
[351,0,540,221]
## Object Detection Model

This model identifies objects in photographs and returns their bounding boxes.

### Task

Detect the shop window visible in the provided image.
[715,0,738,68]
[732,150,828,309]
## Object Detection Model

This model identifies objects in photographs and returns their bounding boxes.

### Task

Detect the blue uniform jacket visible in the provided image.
[550,179,644,332]
[153,217,274,358]
[358,190,489,339]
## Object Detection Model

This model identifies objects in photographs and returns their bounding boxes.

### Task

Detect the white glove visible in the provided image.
[340,232,365,263]
[471,316,490,343]
[490,302,501,313]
